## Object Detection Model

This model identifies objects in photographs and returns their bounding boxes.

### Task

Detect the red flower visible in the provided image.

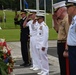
[3,42,7,47]
[7,50,11,55]
[8,66,11,74]
[3,54,7,59]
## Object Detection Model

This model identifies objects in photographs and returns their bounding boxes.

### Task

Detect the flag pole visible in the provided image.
[44,0,46,22]
[36,0,39,13]
[52,0,54,28]
[52,0,53,15]
[36,0,39,10]
[20,0,22,10]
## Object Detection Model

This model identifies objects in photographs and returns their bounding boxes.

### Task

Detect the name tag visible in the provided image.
[39,33,41,35]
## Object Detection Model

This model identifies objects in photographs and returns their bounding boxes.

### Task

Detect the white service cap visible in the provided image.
[36,13,45,17]
[29,9,37,13]
[68,0,76,3]
[66,0,76,6]
[36,13,45,19]
[53,1,66,11]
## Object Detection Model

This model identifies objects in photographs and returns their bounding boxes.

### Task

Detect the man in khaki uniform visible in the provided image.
[52,1,69,75]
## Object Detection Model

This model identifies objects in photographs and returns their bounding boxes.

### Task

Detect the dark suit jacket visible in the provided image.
[16,17,30,42]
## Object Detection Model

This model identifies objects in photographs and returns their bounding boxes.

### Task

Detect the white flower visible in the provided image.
[0,39,5,42]
[3,47,7,53]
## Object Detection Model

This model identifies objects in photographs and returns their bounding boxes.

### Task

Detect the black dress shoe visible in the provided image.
[24,64,30,67]
[20,63,26,66]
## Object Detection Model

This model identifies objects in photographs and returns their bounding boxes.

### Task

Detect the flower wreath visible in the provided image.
[0,39,14,75]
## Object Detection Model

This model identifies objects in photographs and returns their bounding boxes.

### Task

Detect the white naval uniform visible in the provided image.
[67,15,76,46]
[26,20,41,69]
[36,21,49,75]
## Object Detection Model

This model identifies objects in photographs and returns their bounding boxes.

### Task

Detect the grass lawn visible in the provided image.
[0,29,20,41]
[0,28,57,42]
[0,10,20,29]
[0,10,57,41]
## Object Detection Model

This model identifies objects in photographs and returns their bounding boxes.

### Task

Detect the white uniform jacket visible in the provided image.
[26,20,38,36]
[36,21,49,49]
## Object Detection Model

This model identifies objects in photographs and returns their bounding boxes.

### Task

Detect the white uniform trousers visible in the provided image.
[30,36,41,69]
[38,47,49,75]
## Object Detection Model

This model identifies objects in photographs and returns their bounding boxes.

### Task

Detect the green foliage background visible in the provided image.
[0,10,57,41]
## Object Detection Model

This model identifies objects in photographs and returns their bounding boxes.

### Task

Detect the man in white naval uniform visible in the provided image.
[23,10,41,71]
[36,13,49,75]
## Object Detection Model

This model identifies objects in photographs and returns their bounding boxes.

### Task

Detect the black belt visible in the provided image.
[68,45,76,47]
[57,40,66,43]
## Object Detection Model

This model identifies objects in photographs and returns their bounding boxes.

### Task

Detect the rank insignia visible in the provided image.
[39,26,42,30]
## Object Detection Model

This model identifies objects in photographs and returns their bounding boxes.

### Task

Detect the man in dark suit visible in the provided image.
[16,10,31,67]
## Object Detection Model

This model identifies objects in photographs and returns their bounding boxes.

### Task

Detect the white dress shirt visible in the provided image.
[67,15,76,46]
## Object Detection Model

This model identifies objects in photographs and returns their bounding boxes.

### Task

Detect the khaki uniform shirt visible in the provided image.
[58,14,69,40]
